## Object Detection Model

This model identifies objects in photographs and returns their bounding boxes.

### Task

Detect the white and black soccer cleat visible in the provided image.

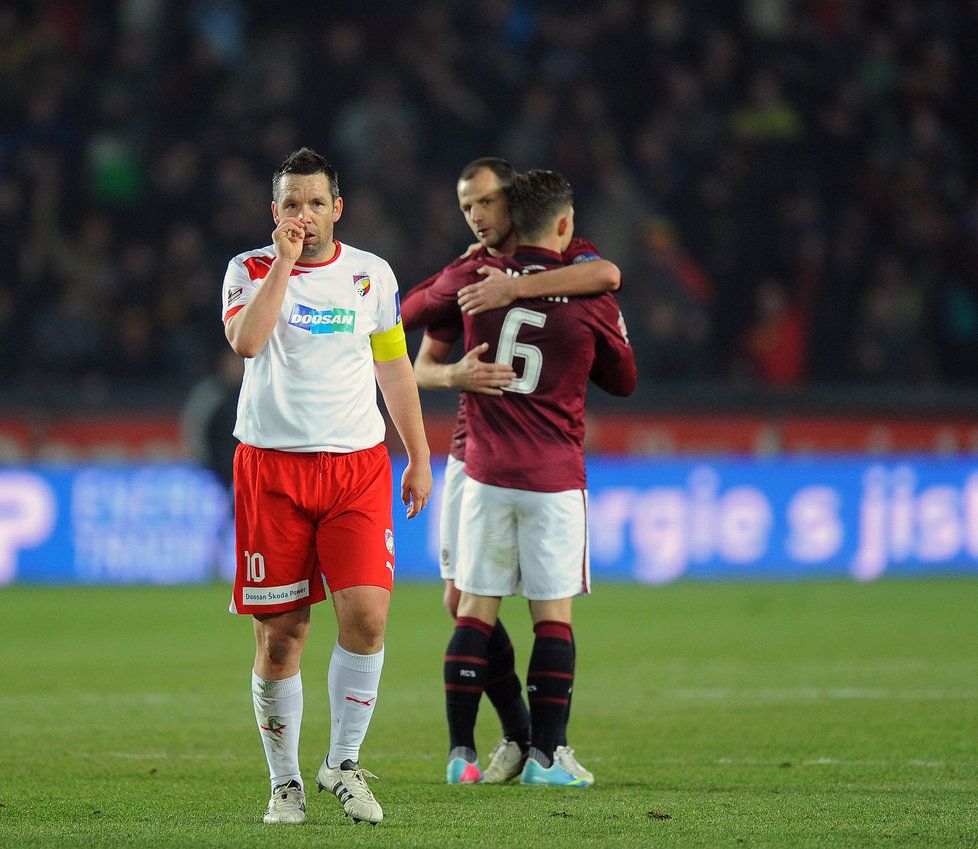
[316,758,383,825]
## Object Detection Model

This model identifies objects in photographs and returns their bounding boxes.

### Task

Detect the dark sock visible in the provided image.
[555,632,576,748]
[485,618,531,749]
[527,620,574,765]
[444,616,492,751]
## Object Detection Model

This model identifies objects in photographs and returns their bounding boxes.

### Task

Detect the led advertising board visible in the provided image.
[2,458,977,585]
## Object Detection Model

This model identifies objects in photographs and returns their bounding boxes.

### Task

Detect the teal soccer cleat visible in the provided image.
[519,748,593,787]
[446,757,482,784]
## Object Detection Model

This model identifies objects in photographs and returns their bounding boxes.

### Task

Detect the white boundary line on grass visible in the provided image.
[667,687,978,702]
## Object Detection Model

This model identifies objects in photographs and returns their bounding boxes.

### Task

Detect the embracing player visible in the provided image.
[419,169,635,785]
[401,157,621,784]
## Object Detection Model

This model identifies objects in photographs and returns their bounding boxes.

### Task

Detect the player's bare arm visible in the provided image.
[225,217,304,357]
[457,259,621,315]
[375,354,433,518]
[414,335,516,395]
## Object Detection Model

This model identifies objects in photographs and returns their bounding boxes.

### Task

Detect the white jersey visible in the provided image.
[222,241,402,453]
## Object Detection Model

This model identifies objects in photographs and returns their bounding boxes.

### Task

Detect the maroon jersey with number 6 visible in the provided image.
[433,245,635,492]
[400,239,608,466]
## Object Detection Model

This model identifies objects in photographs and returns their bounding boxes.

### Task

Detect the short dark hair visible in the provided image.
[506,170,574,241]
[272,147,339,202]
[458,156,517,188]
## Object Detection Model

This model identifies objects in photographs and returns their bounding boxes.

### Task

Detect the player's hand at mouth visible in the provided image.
[273,216,306,262]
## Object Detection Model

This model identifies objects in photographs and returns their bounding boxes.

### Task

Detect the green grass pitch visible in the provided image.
[1,578,976,848]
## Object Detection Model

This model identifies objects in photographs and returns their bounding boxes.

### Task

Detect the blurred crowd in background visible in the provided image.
[2,0,977,409]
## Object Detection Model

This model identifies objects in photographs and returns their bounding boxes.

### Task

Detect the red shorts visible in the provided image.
[230,443,395,615]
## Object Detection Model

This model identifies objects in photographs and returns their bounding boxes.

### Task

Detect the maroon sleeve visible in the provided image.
[424,313,463,345]
[564,237,602,262]
[564,236,625,292]
[401,266,469,332]
[588,295,637,397]
[400,271,440,332]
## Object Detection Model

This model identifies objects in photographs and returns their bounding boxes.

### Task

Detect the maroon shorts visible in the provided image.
[230,443,395,615]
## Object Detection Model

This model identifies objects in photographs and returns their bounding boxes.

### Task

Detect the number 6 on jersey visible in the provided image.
[495,307,547,394]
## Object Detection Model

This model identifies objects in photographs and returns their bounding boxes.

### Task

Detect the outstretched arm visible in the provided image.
[457,259,621,315]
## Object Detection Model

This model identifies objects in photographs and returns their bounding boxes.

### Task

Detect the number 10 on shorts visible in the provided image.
[244,550,265,582]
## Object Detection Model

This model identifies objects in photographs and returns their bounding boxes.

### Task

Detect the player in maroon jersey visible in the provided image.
[401,158,622,784]
[434,170,636,786]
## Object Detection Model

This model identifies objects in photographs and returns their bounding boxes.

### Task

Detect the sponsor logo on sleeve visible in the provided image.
[288,303,356,334]
[353,273,371,296]
[572,252,601,264]
[226,286,244,306]
[394,291,401,323]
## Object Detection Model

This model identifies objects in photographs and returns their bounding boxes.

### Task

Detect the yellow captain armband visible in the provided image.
[370,321,408,362]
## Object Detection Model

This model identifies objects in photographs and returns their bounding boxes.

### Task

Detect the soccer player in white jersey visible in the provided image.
[222,147,432,826]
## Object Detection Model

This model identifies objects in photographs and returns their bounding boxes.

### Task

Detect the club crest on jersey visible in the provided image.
[288,303,356,334]
[353,273,371,297]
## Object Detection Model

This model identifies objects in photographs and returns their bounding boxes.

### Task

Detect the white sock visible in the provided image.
[326,643,384,768]
[252,670,303,791]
